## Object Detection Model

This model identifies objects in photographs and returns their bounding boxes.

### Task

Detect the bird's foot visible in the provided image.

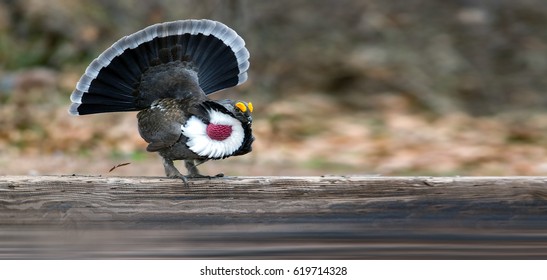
[187,173,224,179]
[162,158,190,186]
[166,172,189,187]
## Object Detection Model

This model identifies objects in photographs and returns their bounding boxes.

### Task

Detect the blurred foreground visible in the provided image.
[2,1,547,176]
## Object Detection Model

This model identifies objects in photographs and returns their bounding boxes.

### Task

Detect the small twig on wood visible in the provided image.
[108,162,131,172]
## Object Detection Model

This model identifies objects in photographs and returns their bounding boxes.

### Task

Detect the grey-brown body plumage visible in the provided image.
[69,19,254,181]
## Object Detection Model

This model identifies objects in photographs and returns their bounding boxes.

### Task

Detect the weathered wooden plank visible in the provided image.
[1,175,547,259]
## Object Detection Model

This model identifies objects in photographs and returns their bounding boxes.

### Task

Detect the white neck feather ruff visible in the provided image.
[181,110,245,159]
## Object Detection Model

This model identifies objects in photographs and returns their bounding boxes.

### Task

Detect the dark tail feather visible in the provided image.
[70,19,250,115]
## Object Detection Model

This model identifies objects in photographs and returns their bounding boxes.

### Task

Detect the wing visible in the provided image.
[137,98,188,152]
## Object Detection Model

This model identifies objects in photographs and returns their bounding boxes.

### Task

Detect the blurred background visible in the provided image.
[2,0,547,176]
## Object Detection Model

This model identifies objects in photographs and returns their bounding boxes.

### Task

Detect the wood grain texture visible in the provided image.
[1,175,547,259]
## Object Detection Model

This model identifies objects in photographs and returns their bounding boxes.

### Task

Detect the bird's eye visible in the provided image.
[235,102,247,112]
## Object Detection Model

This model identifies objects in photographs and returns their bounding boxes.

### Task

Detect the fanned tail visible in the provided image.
[70,19,250,115]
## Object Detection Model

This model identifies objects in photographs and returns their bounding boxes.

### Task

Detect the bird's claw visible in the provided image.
[187,173,224,179]
[167,174,189,187]
[167,173,224,187]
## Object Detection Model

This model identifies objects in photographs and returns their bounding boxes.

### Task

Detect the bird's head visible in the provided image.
[217,99,253,125]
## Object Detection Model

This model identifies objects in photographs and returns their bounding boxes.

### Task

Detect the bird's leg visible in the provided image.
[162,157,188,185]
[184,160,201,177]
[185,160,224,178]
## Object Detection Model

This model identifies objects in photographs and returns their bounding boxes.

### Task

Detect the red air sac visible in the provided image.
[206,124,233,141]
